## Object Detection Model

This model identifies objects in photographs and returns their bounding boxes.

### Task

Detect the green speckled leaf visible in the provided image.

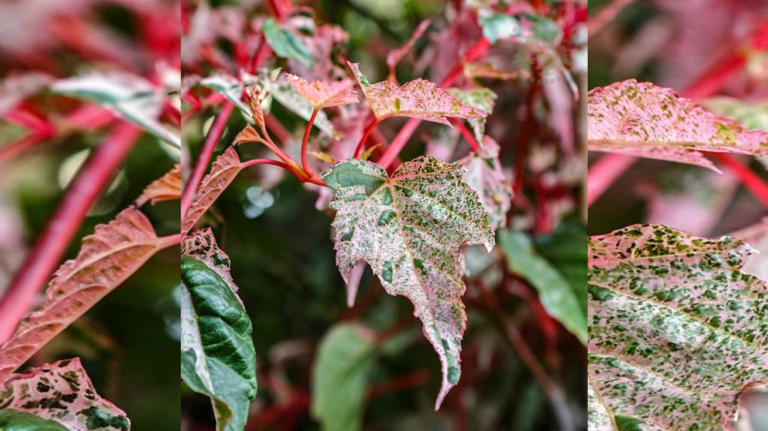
[588,224,768,430]
[588,80,768,171]
[262,18,314,69]
[456,137,511,230]
[499,230,586,343]
[181,253,257,431]
[322,156,495,409]
[311,324,375,431]
[447,87,496,142]
[0,358,130,431]
[0,410,68,431]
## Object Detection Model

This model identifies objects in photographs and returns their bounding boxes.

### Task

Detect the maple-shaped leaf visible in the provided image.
[348,62,487,126]
[447,87,497,143]
[0,208,162,384]
[136,164,181,206]
[588,79,768,170]
[588,224,768,430]
[285,74,358,109]
[457,137,511,229]
[321,156,495,409]
[386,19,431,82]
[182,147,242,235]
[0,358,130,430]
[181,231,256,431]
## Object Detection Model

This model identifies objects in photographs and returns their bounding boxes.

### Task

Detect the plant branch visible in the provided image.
[353,117,381,159]
[0,134,48,165]
[158,233,182,250]
[709,153,768,209]
[181,102,235,216]
[586,153,636,207]
[587,0,634,38]
[449,118,480,153]
[301,108,318,176]
[0,122,141,342]
[241,158,307,181]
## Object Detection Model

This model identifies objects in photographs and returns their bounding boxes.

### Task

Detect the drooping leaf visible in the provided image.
[321,156,495,408]
[181,254,257,431]
[386,19,431,81]
[0,409,68,430]
[285,74,358,109]
[262,18,314,69]
[136,164,181,206]
[0,208,161,383]
[588,224,768,430]
[51,72,180,147]
[499,229,586,343]
[447,88,496,143]
[200,74,251,116]
[311,324,375,431]
[587,79,768,170]
[457,137,511,230]
[0,358,130,430]
[348,62,488,126]
[182,147,242,235]
[261,73,341,139]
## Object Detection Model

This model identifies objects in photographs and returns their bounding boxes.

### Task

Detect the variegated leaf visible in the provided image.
[0,208,161,384]
[322,156,495,409]
[261,73,341,139]
[457,137,511,229]
[588,224,768,430]
[447,87,497,145]
[285,74,358,109]
[348,62,487,126]
[0,358,130,430]
[136,164,181,206]
[588,80,768,171]
[182,147,242,235]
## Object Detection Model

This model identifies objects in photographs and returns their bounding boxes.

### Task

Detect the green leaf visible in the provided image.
[200,74,252,118]
[0,410,68,431]
[499,229,586,343]
[311,324,375,431]
[51,72,180,147]
[262,18,314,69]
[588,224,768,430]
[0,358,130,431]
[322,156,495,408]
[479,13,520,43]
[535,223,588,319]
[181,253,257,431]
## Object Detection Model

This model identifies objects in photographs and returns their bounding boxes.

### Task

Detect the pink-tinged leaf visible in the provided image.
[321,156,495,409]
[348,62,487,126]
[457,137,512,230]
[245,87,266,129]
[136,164,181,206]
[588,224,768,430]
[182,147,242,235]
[588,80,768,171]
[463,62,529,81]
[0,208,161,384]
[0,358,129,430]
[285,74,358,109]
[386,19,431,81]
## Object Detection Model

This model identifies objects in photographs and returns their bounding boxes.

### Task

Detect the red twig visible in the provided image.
[0,123,141,342]
[512,79,540,198]
[709,153,768,209]
[241,158,307,182]
[586,153,636,206]
[181,102,235,216]
[587,0,634,37]
[158,234,182,250]
[353,117,381,159]
[301,108,318,176]
[0,134,49,165]
[264,114,292,144]
[449,118,480,153]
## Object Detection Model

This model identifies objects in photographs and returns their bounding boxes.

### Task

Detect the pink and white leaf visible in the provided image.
[457,137,512,229]
[588,224,768,430]
[348,62,487,126]
[0,358,130,430]
[588,79,768,171]
[285,74,358,109]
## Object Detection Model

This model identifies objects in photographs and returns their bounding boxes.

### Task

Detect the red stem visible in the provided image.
[0,123,141,342]
[586,153,636,206]
[353,117,381,159]
[587,0,634,37]
[709,153,768,209]
[301,108,318,176]
[449,117,480,153]
[158,234,182,250]
[181,102,235,216]
[264,114,292,144]
[241,158,305,180]
[0,134,48,165]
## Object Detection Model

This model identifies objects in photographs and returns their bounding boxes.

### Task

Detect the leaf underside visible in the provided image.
[182,147,242,235]
[0,208,161,384]
[588,224,768,430]
[587,79,768,171]
[136,164,181,206]
[0,358,130,431]
[321,156,495,409]
[181,254,257,431]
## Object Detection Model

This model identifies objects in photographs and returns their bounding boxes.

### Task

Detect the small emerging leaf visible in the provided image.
[322,156,495,408]
[182,147,242,235]
[358,143,381,161]
[588,224,768,429]
[0,358,130,431]
[136,164,181,206]
[0,208,161,383]
[245,86,266,128]
[285,74,358,109]
[311,324,375,431]
[348,62,487,126]
[588,79,768,170]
